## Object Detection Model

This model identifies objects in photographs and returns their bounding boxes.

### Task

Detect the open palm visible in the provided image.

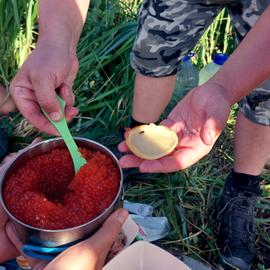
[119,84,231,173]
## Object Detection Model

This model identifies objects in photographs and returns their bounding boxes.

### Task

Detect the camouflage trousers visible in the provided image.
[131,0,270,125]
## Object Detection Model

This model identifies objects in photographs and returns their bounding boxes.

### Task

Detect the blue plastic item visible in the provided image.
[21,239,81,261]
[199,53,229,85]
[213,53,229,65]
[182,56,190,62]
[22,245,67,260]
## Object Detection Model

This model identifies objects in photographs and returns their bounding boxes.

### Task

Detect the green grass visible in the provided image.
[0,0,269,268]
[194,8,237,68]
[0,0,37,86]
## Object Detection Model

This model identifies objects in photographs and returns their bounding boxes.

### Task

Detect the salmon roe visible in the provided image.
[4,148,120,230]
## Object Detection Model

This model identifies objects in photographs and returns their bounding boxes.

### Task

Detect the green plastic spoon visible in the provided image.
[43,95,87,173]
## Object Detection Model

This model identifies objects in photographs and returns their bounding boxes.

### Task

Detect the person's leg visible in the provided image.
[217,1,270,269]
[130,0,222,126]
[132,74,176,123]
[217,84,270,270]
[234,111,270,175]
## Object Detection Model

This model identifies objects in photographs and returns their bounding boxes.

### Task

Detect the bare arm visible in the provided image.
[210,5,270,104]
[10,0,90,134]
[119,6,270,173]
[38,0,90,50]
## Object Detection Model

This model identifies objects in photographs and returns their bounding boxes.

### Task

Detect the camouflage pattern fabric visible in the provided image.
[239,79,270,125]
[131,0,270,125]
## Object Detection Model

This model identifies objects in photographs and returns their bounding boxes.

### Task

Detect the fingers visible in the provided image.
[65,106,78,122]
[100,209,128,238]
[44,210,128,270]
[88,209,128,248]
[0,137,43,173]
[118,141,129,153]
[160,119,184,143]
[200,103,229,145]
[0,228,20,263]
[0,153,17,166]
[5,222,43,268]
[159,118,182,133]
[10,86,58,135]
[31,76,62,121]
[137,133,213,173]
[5,222,23,252]
[64,56,79,93]
[138,146,211,173]
[200,117,220,145]
[118,139,143,169]
[30,137,43,145]
[139,155,184,173]
[0,204,8,228]
[59,84,75,107]
[119,155,143,168]
[0,153,16,173]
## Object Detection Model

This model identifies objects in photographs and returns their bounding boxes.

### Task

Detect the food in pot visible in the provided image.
[3,148,119,230]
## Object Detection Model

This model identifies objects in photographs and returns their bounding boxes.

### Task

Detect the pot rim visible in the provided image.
[0,137,123,233]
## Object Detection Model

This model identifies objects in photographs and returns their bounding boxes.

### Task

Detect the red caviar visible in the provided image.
[4,148,119,230]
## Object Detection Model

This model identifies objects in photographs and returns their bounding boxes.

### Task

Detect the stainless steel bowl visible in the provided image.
[0,137,123,247]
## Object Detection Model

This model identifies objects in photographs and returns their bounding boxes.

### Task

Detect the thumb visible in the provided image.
[5,222,23,252]
[200,114,223,145]
[31,76,62,121]
[6,222,46,268]
[87,209,128,250]
[160,119,183,134]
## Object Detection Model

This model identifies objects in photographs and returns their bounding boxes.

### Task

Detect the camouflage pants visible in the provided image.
[131,0,270,125]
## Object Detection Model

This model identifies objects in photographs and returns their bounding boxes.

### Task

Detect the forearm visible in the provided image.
[38,0,90,51]
[209,6,270,105]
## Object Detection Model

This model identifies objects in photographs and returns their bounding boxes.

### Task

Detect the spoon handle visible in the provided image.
[42,95,87,173]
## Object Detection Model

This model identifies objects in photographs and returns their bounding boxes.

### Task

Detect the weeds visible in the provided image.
[0,0,269,268]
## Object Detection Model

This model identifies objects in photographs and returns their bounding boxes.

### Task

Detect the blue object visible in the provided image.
[182,56,190,62]
[0,128,9,162]
[22,247,56,261]
[213,53,229,65]
[0,260,17,270]
[187,51,195,58]
[21,239,81,261]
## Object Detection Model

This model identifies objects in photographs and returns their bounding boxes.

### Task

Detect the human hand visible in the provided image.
[0,138,42,263]
[6,209,128,270]
[0,201,19,263]
[118,83,231,173]
[10,42,79,135]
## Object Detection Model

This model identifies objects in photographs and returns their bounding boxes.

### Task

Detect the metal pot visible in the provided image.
[0,137,123,247]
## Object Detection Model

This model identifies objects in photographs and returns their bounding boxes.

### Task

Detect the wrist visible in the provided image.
[207,77,236,106]
[36,33,76,55]
[37,25,78,53]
